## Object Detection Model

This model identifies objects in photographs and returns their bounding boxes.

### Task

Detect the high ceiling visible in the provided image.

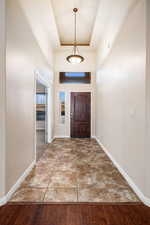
[18,0,139,60]
[51,0,100,45]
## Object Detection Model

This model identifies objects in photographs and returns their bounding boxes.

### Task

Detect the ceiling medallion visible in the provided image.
[66,8,84,64]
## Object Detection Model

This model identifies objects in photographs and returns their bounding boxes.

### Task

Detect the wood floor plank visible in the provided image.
[81,205,107,225]
[0,203,150,225]
[103,205,136,225]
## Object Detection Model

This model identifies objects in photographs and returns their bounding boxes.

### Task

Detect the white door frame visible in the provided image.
[34,70,53,161]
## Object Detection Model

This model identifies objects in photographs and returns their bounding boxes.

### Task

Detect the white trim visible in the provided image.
[0,195,7,206]
[35,69,53,86]
[34,76,37,162]
[54,136,70,139]
[92,136,96,139]
[35,70,53,162]
[47,85,53,143]
[95,137,150,207]
[49,137,55,143]
[0,0,6,202]
[48,136,55,143]
[0,160,35,206]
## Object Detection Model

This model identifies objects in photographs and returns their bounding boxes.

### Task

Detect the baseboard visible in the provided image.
[54,136,70,139]
[0,195,7,206]
[48,137,55,143]
[0,160,35,206]
[91,136,96,139]
[95,137,150,207]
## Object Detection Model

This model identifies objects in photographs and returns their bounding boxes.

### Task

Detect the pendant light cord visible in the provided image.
[66,8,84,63]
[73,8,78,55]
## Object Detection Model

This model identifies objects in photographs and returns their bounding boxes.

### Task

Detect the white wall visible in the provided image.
[54,47,96,137]
[96,0,148,198]
[0,0,6,199]
[5,0,54,193]
[18,0,59,61]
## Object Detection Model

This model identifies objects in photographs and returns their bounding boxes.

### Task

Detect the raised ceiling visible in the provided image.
[18,0,139,55]
[50,0,100,45]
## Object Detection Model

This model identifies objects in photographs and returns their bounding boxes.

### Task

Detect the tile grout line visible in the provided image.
[42,172,53,202]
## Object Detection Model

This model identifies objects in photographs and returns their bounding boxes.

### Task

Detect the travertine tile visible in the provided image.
[48,171,77,188]
[21,172,50,188]
[10,138,140,203]
[78,187,139,202]
[10,188,46,202]
[78,188,111,202]
[44,188,77,202]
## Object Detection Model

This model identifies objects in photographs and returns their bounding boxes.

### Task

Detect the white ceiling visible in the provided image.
[18,0,139,60]
[91,0,138,48]
[50,0,100,45]
[18,0,60,63]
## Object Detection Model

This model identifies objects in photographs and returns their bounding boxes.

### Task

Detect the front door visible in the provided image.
[71,92,91,138]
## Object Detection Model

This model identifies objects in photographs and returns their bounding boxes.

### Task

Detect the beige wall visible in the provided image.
[54,48,96,137]
[0,0,6,198]
[146,0,150,198]
[5,0,54,193]
[96,0,147,196]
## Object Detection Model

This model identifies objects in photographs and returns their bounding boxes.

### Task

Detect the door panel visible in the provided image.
[71,92,91,138]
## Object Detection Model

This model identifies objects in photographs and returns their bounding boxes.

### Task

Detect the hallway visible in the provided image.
[1,0,150,223]
[10,139,139,202]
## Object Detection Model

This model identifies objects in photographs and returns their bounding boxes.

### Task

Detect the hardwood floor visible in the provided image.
[0,203,150,225]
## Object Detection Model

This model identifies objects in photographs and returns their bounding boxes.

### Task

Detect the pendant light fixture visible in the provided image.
[66,8,84,64]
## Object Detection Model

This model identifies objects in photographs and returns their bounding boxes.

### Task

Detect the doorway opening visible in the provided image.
[36,81,48,161]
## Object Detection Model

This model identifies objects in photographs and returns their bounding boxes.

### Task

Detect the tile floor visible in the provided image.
[10,138,139,202]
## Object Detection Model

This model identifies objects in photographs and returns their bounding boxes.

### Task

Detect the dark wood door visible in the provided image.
[71,92,91,138]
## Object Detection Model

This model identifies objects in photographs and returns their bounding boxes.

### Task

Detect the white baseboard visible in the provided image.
[48,137,55,143]
[0,160,36,206]
[91,136,96,139]
[54,136,70,139]
[95,137,150,207]
[0,195,7,206]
